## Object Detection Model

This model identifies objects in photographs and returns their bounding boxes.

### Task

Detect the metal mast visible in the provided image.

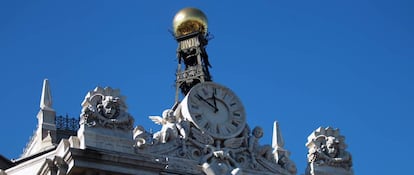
[172,8,212,103]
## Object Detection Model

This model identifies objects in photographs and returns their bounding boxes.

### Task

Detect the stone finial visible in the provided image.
[305,127,353,175]
[21,79,57,158]
[272,121,284,149]
[272,121,297,175]
[40,79,54,111]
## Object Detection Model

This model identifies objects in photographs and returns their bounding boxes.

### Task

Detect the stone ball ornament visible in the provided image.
[173,7,208,37]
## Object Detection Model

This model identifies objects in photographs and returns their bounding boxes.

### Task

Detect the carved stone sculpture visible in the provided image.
[135,115,296,174]
[305,127,353,175]
[77,87,135,153]
[149,109,180,143]
[133,125,152,148]
[80,87,134,130]
[248,126,274,164]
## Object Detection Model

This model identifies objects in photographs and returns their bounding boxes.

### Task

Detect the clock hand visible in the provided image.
[212,93,218,113]
[196,94,218,111]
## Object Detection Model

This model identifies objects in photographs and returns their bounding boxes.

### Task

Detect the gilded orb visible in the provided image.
[173,8,208,37]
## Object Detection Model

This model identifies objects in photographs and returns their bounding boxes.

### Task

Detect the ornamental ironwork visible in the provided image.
[56,115,79,131]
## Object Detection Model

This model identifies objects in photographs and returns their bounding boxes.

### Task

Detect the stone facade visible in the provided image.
[0,84,297,175]
[0,82,353,175]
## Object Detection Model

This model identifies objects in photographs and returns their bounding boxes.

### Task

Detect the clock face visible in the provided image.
[181,82,246,139]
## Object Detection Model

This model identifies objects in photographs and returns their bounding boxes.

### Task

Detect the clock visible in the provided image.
[181,82,246,139]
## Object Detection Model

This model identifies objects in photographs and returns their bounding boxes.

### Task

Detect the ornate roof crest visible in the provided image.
[80,87,134,130]
[306,127,353,175]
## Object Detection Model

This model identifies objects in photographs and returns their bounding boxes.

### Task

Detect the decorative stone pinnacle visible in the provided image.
[40,79,54,111]
[272,121,285,149]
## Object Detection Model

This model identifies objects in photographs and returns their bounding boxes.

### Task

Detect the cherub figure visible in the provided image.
[248,127,273,165]
[149,109,179,143]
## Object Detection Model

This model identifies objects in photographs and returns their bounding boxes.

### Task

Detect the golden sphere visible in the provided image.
[173,8,208,37]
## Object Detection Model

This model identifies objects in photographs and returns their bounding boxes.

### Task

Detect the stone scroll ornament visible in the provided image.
[306,127,353,175]
[80,87,134,130]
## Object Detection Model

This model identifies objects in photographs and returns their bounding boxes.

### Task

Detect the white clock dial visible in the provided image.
[181,82,246,139]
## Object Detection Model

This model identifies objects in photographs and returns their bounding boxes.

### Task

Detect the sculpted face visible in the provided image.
[99,97,119,119]
[163,109,176,123]
[166,113,176,123]
[325,137,338,158]
[253,127,264,138]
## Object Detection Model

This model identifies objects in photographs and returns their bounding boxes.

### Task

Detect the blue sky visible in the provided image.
[1,1,413,174]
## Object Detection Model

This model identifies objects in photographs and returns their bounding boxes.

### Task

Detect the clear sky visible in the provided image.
[1,1,413,174]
